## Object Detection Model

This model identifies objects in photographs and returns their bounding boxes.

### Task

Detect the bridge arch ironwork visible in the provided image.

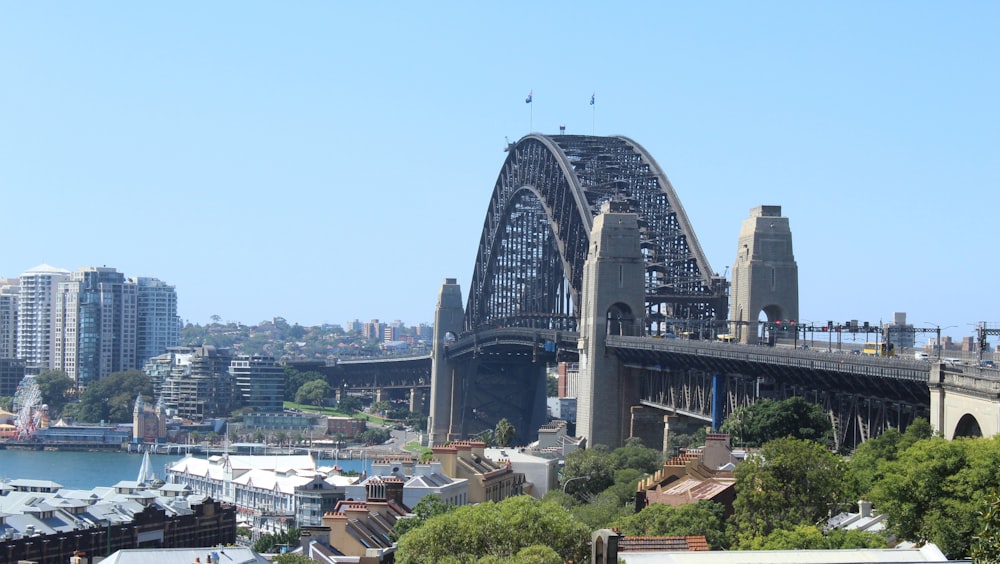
[465,134,729,336]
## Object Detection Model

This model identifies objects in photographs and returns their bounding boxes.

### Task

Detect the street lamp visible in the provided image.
[562,475,590,494]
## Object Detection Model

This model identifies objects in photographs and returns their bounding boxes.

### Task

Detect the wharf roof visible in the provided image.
[102,547,269,564]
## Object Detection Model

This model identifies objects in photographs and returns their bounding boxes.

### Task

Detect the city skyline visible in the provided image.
[3,3,997,338]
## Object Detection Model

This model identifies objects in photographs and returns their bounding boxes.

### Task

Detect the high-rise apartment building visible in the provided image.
[231,354,283,413]
[54,267,137,385]
[0,278,19,359]
[136,277,180,365]
[17,264,71,374]
[147,345,237,420]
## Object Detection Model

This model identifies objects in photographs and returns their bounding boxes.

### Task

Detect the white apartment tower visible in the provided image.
[17,264,71,374]
[0,278,19,359]
[136,277,180,365]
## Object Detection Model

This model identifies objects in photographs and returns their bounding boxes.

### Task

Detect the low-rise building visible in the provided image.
[431,440,525,503]
[635,433,738,514]
[484,447,559,499]
[165,453,356,530]
[0,481,235,564]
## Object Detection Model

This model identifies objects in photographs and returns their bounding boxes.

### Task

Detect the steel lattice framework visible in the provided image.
[466,134,728,334]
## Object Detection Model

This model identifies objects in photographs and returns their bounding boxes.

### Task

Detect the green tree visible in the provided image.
[393,495,455,538]
[870,435,1000,559]
[0,396,13,412]
[283,367,325,402]
[494,417,515,447]
[357,427,389,445]
[252,527,300,554]
[546,375,558,397]
[972,487,1000,564]
[740,524,886,550]
[76,369,152,423]
[561,445,616,497]
[730,437,847,546]
[612,437,662,474]
[34,370,74,415]
[338,395,362,413]
[846,418,934,499]
[395,496,589,564]
[272,554,313,564]
[722,396,833,448]
[294,379,330,407]
[611,501,728,549]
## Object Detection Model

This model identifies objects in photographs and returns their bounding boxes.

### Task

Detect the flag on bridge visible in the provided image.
[590,92,595,105]
[525,89,533,104]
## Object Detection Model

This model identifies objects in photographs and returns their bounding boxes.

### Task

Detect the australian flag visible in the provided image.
[525,90,533,104]
[590,93,595,106]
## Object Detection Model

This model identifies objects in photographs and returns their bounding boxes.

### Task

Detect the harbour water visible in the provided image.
[0,449,374,490]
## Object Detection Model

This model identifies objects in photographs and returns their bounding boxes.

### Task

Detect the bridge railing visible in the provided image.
[607,335,932,383]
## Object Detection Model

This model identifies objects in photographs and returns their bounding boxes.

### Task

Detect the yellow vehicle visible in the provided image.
[717,334,735,343]
[862,342,894,356]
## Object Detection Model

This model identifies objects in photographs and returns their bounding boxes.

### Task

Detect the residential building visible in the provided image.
[54,267,137,385]
[484,447,559,498]
[319,478,409,563]
[0,358,25,397]
[151,346,238,421]
[635,432,739,515]
[136,277,180,366]
[231,354,283,413]
[431,440,525,503]
[16,264,71,374]
[0,482,235,564]
[592,530,710,564]
[347,457,469,508]
[0,278,18,359]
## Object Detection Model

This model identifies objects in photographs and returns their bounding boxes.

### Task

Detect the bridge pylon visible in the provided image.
[428,278,464,446]
[577,201,646,449]
[729,205,799,344]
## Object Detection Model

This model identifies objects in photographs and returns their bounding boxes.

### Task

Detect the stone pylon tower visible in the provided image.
[577,201,646,449]
[729,205,798,344]
[428,278,464,446]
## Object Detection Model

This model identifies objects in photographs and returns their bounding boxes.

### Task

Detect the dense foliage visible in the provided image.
[721,396,833,448]
[730,437,847,546]
[610,501,728,549]
[868,435,1000,558]
[294,379,330,406]
[34,370,74,416]
[72,369,153,423]
[395,496,589,564]
[252,527,301,554]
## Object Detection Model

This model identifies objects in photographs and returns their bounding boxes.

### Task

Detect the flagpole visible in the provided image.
[591,92,596,135]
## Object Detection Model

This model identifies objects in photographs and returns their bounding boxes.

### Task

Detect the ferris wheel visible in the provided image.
[13,375,45,440]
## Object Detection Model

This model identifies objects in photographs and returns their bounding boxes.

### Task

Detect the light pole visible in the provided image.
[924,323,957,360]
[562,475,590,494]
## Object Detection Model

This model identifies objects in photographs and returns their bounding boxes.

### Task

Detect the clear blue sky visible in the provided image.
[2,3,997,342]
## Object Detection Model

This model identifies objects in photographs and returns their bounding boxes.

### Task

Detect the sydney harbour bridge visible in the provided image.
[331,133,940,452]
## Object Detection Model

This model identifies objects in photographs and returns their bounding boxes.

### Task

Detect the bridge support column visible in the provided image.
[729,206,798,344]
[409,387,425,414]
[578,202,646,449]
[711,373,725,431]
[429,278,465,447]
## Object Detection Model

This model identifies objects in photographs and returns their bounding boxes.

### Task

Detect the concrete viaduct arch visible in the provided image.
[929,363,1000,439]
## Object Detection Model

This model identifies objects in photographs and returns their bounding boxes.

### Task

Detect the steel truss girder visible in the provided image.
[466,134,728,334]
[636,367,928,451]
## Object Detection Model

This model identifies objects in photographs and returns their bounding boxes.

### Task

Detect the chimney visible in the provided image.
[432,446,458,477]
[384,476,404,506]
[859,499,873,518]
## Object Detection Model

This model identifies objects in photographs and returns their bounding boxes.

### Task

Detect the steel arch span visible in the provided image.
[466,134,728,335]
